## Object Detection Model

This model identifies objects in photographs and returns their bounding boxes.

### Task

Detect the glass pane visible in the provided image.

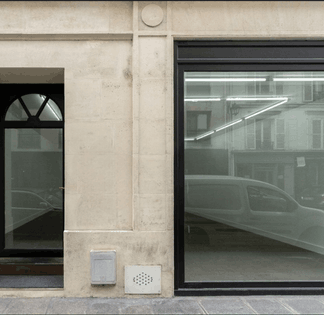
[21,94,46,116]
[5,99,28,121]
[39,99,62,121]
[184,71,324,282]
[5,129,63,250]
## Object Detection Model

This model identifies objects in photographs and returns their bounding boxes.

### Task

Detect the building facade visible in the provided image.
[0,1,324,297]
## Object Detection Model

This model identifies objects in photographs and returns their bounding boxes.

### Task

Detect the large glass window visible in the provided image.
[184,71,324,282]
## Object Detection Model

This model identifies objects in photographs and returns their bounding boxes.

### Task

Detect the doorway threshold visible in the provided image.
[0,257,63,275]
[0,275,63,288]
[0,257,63,288]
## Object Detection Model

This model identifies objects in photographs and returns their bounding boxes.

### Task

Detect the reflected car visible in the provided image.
[38,188,63,211]
[298,186,324,210]
[5,190,62,234]
[185,175,324,255]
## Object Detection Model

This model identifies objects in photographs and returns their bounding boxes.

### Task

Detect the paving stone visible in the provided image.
[153,299,204,314]
[243,298,293,314]
[281,298,324,314]
[122,304,154,314]
[200,298,255,314]
[46,298,89,314]
[118,298,154,314]
[0,299,14,313]
[86,299,122,314]
[4,298,51,314]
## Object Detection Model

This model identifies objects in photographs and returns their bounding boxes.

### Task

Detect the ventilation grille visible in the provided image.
[133,272,153,286]
[125,266,161,294]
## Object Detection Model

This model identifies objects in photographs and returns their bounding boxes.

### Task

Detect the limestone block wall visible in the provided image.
[0,0,323,298]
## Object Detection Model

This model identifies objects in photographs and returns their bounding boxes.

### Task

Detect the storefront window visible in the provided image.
[184,71,324,281]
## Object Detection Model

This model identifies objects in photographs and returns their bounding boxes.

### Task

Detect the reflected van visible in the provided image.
[185,175,324,255]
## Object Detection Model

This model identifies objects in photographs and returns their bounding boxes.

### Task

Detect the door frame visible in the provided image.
[174,40,324,295]
[0,84,64,258]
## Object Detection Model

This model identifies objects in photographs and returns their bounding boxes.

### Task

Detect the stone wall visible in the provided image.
[0,0,323,297]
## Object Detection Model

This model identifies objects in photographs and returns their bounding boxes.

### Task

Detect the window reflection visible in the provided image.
[184,72,324,282]
[5,129,63,250]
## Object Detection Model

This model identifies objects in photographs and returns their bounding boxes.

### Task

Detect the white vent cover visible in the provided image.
[125,265,161,294]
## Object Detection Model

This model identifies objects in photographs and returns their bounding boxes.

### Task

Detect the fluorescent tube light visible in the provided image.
[195,130,215,140]
[40,95,61,121]
[274,78,324,81]
[194,119,243,141]
[185,78,266,82]
[215,119,243,132]
[48,104,61,121]
[226,97,287,101]
[184,138,196,142]
[245,98,288,120]
[185,98,221,102]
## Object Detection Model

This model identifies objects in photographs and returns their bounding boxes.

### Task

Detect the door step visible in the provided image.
[0,258,63,275]
[0,275,63,288]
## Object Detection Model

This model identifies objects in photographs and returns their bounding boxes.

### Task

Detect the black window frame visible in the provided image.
[0,84,64,258]
[174,40,324,295]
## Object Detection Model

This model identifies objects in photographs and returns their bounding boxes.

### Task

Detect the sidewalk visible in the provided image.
[0,296,324,314]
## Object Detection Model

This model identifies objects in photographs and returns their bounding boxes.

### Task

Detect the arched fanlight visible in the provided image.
[5,94,62,122]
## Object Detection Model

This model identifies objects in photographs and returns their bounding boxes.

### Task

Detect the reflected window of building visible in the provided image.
[186,111,211,138]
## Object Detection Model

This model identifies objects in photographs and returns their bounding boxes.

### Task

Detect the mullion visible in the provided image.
[36,95,50,118]
[18,97,31,118]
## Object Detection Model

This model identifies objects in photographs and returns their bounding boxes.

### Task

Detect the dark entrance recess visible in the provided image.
[174,41,324,295]
[0,84,64,285]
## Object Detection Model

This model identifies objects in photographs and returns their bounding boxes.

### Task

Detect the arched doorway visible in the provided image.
[0,84,64,280]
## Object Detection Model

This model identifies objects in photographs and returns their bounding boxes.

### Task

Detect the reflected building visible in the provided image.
[184,72,324,203]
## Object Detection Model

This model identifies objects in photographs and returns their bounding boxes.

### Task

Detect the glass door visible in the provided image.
[5,129,63,251]
[0,85,64,259]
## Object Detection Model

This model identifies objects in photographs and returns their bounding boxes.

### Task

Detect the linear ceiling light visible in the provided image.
[192,119,243,141]
[215,119,243,133]
[245,98,288,120]
[195,130,215,140]
[273,78,324,81]
[189,97,289,141]
[226,97,287,101]
[185,98,221,102]
[40,95,62,121]
[185,78,266,82]
[48,104,61,121]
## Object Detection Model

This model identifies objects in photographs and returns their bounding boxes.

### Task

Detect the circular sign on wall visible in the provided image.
[141,4,164,27]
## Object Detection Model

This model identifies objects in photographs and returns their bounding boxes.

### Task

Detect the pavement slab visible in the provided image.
[243,298,294,314]
[3,298,51,314]
[200,297,256,314]
[86,298,123,314]
[0,298,14,313]
[280,298,324,314]
[121,304,154,314]
[116,298,154,314]
[46,298,89,314]
[0,296,324,314]
[152,298,204,314]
